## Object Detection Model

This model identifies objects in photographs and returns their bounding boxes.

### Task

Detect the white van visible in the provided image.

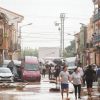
[65,57,77,74]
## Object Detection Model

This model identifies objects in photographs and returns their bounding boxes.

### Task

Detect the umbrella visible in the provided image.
[53,59,62,65]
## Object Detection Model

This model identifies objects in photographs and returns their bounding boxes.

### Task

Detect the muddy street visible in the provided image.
[0,76,99,100]
[0,76,74,100]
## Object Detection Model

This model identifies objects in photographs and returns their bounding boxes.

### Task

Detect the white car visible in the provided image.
[0,68,14,82]
[68,66,77,74]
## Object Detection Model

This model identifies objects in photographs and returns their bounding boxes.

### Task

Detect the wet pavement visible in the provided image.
[0,76,99,100]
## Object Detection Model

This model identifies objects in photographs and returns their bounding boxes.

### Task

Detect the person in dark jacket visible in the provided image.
[97,67,100,92]
[83,65,96,96]
[7,60,15,72]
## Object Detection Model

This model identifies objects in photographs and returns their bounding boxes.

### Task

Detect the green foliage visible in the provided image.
[22,48,38,57]
[65,40,76,57]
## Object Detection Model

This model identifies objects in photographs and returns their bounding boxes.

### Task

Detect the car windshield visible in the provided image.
[67,62,75,67]
[25,63,39,71]
[0,68,11,73]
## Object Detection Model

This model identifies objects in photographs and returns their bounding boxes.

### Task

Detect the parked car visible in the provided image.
[0,67,14,82]
[21,56,41,82]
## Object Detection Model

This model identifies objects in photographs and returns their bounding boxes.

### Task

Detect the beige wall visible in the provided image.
[87,18,94,43]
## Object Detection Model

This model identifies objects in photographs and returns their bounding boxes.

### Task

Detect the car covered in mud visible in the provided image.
[0,67,14,82]
[21,56,41,82]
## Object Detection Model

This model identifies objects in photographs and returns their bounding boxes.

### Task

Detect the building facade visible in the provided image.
[85,18,94,65]
[92,0,100,66]
[0,7,23,64]
[74,33,80,66]
[79,25,87,66]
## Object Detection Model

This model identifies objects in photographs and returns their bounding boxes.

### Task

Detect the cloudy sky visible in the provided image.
[0,0,94,49]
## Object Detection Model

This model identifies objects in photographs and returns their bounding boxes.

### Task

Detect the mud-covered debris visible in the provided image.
[16,85,25,90]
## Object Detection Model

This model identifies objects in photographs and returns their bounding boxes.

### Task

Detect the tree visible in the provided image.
[33,49,38,57]
[22,48,38,57]
[65,40,75,57]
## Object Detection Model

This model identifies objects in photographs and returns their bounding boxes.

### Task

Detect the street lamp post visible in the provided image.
[19,23,32,58]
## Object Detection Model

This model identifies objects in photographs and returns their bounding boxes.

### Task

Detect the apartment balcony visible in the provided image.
[93,10,100,22]
[93,34,100,43]
[93,0,100,5]
[86,42,93,49]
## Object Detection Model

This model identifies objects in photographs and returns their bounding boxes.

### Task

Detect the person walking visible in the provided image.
[7,60,15,72]
[54,64,61,83]
[83,65,96,96]
[42,65,46,78]
[78,65,85,87]
[59,65,70,100]
[48,64,52,79]
[71,67,82,100]
[97,67,100,92]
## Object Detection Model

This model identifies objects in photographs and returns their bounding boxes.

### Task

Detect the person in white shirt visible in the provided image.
[78,66,84,77]
[59,65,70,99]
[71,67,82,100]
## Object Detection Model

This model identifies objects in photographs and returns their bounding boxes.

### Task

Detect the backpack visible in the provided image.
[97,68,100,78]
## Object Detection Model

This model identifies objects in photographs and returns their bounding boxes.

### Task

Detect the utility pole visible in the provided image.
[60,13,65,57]
[55,13,65,57]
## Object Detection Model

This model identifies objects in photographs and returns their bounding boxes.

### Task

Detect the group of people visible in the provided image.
[59,64,100,100]
[40,61,100,99]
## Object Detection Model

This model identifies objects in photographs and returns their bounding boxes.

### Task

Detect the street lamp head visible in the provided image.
[54,21,60,26]
[27,23,32,25]
[80,23,86,26]
[20,23,32,28]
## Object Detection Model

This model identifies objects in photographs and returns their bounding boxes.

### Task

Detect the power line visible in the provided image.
[21,38,73,41]
[21,36,74,39]
[21,32,75,35]
[23,15,89,20]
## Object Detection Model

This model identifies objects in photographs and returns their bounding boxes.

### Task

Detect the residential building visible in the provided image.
[86,18,94,65]
[92,0,100,66]
[79,25,87,66]
[0,7,23,64]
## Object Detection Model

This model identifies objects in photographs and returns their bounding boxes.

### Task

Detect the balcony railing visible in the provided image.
[93,10,100,22]
[86,42,93,48]
[93,34,100,43]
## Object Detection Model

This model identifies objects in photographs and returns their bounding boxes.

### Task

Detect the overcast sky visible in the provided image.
[0,0,94,49]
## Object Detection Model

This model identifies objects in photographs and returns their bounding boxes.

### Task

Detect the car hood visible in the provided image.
[0,73,13,77]
[23,70,40,76]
